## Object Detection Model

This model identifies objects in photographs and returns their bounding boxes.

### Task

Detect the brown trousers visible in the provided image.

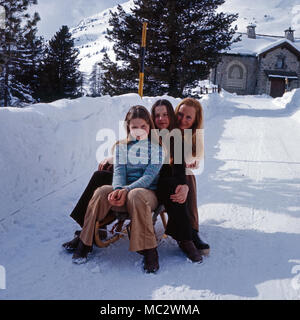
[185,174,199,231]
[80,185,158,252]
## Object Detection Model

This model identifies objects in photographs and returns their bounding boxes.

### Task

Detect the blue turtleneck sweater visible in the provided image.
[112,139,164,191]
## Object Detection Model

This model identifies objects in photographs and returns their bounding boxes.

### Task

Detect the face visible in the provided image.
[154,105,170,130]
[176,104,196,130]
[128,118,150,140]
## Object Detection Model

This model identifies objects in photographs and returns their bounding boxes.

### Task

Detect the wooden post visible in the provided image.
[285,77,288,93]
[138,22,148,98]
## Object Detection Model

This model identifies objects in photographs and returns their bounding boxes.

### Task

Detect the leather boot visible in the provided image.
[143,248,159,273]
[72,239,92,264]
[178,240,203,263]
[62,230,81,251]
[192,229,210,256]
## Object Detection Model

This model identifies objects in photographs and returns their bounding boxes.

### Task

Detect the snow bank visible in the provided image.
[0,94,182,222]
[0,90,289,223]
[273,88,300,120]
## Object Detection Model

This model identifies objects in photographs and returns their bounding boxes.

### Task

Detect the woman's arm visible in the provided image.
[112,144,127,190]
[98,156,114,171]
[185,129,204,168]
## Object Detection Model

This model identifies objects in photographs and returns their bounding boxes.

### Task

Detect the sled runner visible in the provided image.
[94,204,167,248]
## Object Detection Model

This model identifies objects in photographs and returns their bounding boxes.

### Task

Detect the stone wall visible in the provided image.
[210,54,258,95]
[210,45,300,96]
[256,47,300,95]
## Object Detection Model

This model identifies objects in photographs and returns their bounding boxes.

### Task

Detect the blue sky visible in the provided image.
[28,0,127,40]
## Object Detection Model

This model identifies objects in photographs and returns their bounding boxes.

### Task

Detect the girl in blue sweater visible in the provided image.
[72,106,164,273]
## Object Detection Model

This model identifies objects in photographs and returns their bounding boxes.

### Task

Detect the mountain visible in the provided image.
[69,0,300,75]
[70,0,134,75]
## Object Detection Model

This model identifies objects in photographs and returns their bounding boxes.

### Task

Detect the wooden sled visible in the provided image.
[94,204,168,248]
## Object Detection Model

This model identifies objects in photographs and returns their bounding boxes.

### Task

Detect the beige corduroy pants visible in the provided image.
[79,185,158,252]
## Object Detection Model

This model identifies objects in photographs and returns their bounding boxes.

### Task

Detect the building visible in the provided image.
[210,25,300,97]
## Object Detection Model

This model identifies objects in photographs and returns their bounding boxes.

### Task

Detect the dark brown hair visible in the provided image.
[150,99,176,131]
[114,105,159,149]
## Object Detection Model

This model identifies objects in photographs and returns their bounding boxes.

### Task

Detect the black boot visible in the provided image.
[62,230,81,251]
[143,248,159,273]
[72,239,92,264]
[177,240,203,263]
[192,229,210,256]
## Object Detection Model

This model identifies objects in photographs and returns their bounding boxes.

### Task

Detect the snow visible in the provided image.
[227,34,300,56]
[70,0,135,74]
[69,0,300,76]
[1,89,300,300]
[218,0,300,38]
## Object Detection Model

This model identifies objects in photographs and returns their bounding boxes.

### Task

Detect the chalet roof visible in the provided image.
[225,33,300,57]
[257,38,300,57]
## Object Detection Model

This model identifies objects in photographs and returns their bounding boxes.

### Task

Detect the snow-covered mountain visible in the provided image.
[70,0,300,74]
[70,0,134,74]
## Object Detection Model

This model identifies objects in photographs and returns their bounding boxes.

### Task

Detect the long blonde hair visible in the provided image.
[174,98,204,157]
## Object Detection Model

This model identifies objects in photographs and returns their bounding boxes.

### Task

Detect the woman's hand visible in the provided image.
[98,156,114,171]
[170,184,189,204]
[186,160,199,169]
[108,189,128,207]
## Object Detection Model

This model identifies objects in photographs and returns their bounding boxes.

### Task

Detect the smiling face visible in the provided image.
[176,104,196,130]
[153,105,170,130]
[128,118,150,141]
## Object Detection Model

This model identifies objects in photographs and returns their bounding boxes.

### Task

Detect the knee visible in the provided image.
[92,170,112,181]
[92,185,112,200]
[127,188,147,205]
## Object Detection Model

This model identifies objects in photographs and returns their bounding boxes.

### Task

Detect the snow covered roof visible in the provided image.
[225,33,300,57]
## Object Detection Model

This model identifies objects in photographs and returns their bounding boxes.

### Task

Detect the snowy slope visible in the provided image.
[70,0,300,75]
[70,0,134,74]
[0,90,300,299]
[218,0,300,37]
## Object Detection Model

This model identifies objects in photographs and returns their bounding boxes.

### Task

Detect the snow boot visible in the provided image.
[143,248,159,273]
[63,227,107,252]
[72,239,92,264]
[177,240,203,263]
[62,230,81,251]
[192,229,210,256]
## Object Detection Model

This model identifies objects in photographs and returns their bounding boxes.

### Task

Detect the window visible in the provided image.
[275,55,285,69]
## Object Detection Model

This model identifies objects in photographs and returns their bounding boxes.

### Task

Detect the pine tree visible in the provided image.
[101,0,239,97]
[14,12,44,103]
[0,0,41,107]
[38,25,82,102]
[89,63,102,97]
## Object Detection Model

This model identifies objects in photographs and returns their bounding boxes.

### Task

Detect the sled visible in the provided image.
[94,204,168,248]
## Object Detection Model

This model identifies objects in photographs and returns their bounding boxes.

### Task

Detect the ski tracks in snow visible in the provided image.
[198,96,300,299]
[1,95,300,300]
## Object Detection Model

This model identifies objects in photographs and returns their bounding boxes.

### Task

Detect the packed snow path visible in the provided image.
[1,92,300,299]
